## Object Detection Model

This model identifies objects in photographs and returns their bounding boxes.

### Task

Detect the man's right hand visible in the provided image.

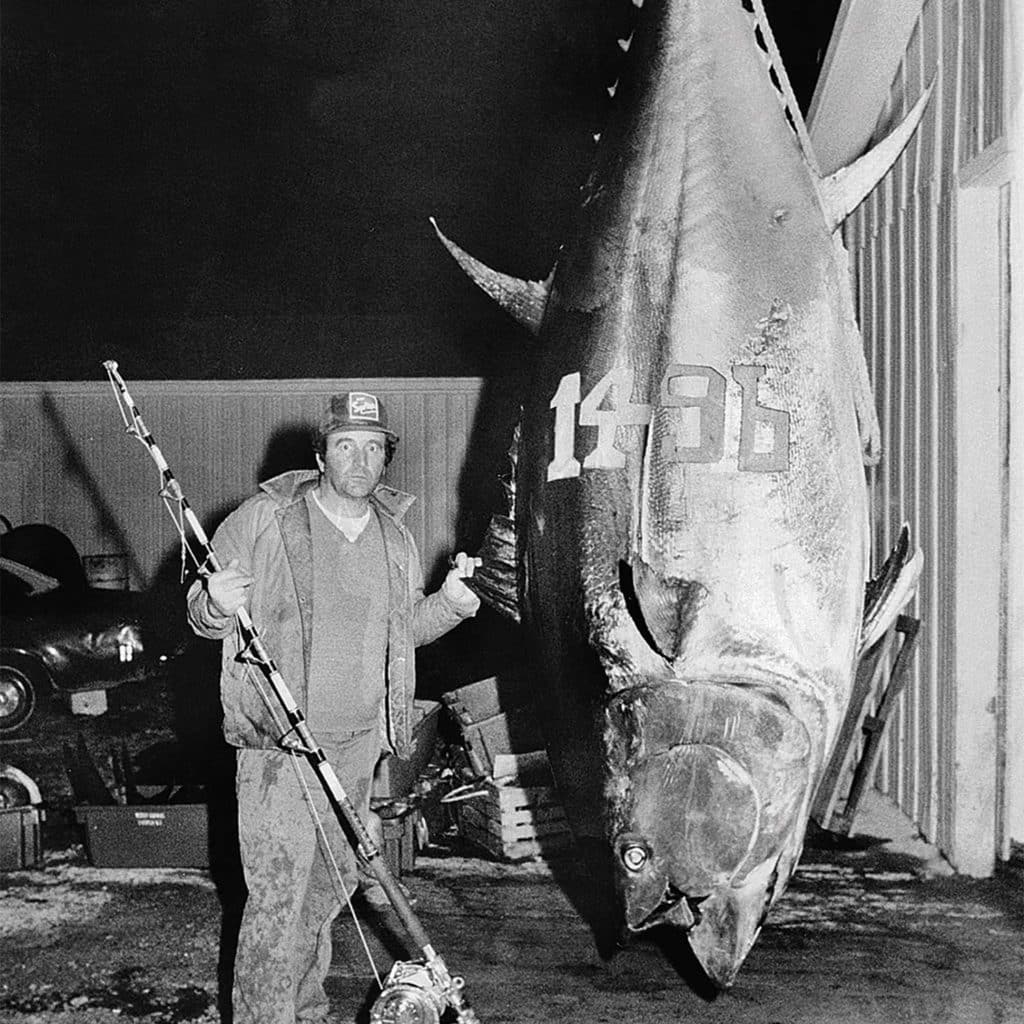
[205,558,253,617]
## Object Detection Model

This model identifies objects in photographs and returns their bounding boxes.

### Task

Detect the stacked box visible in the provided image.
[441,676,544,777]
[0,806,43,871]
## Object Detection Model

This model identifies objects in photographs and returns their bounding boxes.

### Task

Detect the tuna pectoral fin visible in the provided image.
[817,84,933,231]
[465,513,520,623]
[622,559,703,660]
[430,217,551,336]
[861,524,923,654]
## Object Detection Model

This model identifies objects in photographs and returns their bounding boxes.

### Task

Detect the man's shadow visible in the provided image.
[148,424,318,1022]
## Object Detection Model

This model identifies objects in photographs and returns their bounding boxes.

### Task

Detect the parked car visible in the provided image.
[0,524,189,735]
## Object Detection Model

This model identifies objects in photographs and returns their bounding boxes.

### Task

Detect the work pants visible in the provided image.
[232,728,380,1024]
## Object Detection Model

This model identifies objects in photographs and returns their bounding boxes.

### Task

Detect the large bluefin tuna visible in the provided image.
[435,0,927,988]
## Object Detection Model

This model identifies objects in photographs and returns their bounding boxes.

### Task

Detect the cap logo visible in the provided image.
[347,392,380,422]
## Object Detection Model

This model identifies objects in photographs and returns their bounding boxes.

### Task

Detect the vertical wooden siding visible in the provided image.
[0,379,485,590]
[847,0,1004,848]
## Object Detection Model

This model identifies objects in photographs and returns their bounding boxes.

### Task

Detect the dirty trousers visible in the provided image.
[233,728,379,1024]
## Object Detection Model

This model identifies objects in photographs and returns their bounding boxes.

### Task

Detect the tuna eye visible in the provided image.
[621,844,649,872]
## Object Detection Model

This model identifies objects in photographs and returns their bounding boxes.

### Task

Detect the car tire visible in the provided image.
[0,650,48,735]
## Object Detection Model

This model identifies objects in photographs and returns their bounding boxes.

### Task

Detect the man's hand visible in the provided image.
[442,551,482,605]
[205,558,253,617]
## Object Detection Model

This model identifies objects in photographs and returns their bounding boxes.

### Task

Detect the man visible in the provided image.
[187,391,480,1024]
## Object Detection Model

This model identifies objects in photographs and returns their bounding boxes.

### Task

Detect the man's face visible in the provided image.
[317,429,388,503]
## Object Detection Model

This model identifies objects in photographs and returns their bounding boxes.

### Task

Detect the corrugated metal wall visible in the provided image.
[0,378,485,590]
[846,0,1005,848]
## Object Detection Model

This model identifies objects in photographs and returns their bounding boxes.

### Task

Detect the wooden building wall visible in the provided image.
[844,0,1007,855]
[0,378,486,590]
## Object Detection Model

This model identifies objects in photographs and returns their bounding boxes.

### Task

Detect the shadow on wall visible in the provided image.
[148,423,315,588]
[40,391,147,585]
[258,423,318,482]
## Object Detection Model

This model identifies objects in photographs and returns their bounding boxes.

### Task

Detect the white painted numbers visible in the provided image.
[546,364,790,482]
[548,372,582,482]
[580,368,653,470]
[730,364,791,472]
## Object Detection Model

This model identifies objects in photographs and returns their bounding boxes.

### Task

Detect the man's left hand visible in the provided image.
[442,551,482,605]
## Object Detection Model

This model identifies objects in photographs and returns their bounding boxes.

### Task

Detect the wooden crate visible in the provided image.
[458,777,572,861]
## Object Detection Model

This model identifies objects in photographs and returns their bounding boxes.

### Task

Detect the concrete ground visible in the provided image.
[3,788,1020,1024]
[329,790,1023,1024]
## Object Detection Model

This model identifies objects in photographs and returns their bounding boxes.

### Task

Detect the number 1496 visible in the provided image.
[547,364,791,482]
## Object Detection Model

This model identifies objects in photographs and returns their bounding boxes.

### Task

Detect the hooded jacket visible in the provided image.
[187,470,475,757]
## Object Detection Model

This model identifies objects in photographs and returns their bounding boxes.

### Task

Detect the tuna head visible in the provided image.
[607,684,812,988]
[436,0,929,991]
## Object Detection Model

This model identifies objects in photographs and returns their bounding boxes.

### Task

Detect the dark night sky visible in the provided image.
[0,1,839,382]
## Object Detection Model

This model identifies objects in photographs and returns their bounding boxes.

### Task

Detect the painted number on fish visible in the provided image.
[548,365,790,481]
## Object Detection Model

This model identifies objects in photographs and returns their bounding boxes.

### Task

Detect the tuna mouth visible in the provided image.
[627,880,706,932]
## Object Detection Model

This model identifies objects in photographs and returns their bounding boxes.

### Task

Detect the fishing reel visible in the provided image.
[369,959,479,1024]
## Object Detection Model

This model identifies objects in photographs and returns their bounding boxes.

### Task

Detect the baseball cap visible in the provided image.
[317,392,399,442]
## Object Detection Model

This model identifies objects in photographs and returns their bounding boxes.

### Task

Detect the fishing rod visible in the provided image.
[103,360,481,1024]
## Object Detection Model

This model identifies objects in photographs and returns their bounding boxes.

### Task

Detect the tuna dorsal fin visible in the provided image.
[817,85,933,231]
[750,0,820,176]
[861,524,923,654]
[430,218,552,336]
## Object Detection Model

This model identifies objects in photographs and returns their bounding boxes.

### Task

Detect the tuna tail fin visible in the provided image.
[861,524,923,654]
[430,218,552,336]
[817,84,933,232]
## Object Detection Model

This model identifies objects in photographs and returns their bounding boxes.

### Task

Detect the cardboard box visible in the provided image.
[0,806,43,871]
[75,803,209,868]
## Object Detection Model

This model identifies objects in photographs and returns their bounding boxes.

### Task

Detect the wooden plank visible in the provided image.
[477,805,568,828]
[935,193,958,857]
[981,0,1004,149]
[812,630,897,829]
[919,0,940,189]
[832,617,922,836]
[461,805,569,839]
[959,0,981,169]
[918,190,938,837]
[939,0,960,193]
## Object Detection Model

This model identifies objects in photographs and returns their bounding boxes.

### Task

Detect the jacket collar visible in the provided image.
[260,469,415,523]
